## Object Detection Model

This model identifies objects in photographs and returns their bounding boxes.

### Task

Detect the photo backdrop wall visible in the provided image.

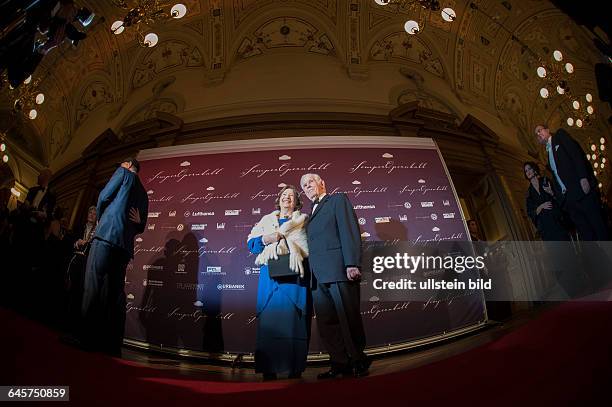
[125,136,487,356]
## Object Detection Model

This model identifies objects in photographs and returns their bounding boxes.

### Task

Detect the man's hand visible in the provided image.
[129,207,141,224]
[74,239,86,249]
[346,266,361,281]
[580,178,590,195]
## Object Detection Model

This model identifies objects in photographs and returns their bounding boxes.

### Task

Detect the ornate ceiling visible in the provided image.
[1,0,609,173]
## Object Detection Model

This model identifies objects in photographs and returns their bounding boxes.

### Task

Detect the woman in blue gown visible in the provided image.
[247,185,311,380]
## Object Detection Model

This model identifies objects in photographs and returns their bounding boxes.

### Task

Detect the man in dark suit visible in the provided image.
[80,157,148,356]
[535,124,608,240]
[300,173,369,378]
[25,168,55,221]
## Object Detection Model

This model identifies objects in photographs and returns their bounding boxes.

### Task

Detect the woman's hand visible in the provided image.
[262,232,282,245]
[543,183,554,195]
[536,201,552,215]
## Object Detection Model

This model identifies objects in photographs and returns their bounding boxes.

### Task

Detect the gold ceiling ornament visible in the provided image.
[468,2,596,129]
[110,0,188,47]
[2,74,46,120]
[373,0,456,35]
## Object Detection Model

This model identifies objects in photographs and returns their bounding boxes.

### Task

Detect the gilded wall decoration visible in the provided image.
[75,81,114,128]
[397,90,455,116]
[50,120,70,160]
[232,0,338,28]
[369,33,445,78]
[236,17,336,60]
[132,41,205,89]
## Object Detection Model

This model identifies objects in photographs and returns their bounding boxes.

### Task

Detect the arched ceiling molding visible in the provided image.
[228,5,347,67]
[72,72,116,132]
[364,27,448,79]
[125,31,209,94]
[116,91,187,134]
[231,0,341,32]
[0,111,45,165]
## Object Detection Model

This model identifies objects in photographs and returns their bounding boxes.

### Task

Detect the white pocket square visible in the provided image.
[555,145,560,151]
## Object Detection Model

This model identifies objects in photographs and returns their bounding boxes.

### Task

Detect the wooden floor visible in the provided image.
[122,306,544,383]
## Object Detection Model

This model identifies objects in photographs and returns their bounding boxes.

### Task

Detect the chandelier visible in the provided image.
[374,0,456,35]
[4,75,45,120]
[110,1,188,47]
[586,137,607,183]
[0,130,8,163]
[536,50,595,128]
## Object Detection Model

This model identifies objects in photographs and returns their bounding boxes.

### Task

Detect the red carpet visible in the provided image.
[3,295,612,406]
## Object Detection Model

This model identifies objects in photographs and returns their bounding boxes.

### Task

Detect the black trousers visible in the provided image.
[313,280,366,369]
[564,192,609,241]
[81,239,130,354]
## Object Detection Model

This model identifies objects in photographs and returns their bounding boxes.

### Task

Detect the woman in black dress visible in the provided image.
[524,162,570,241]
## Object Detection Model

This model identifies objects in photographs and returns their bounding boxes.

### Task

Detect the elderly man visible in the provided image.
[300,173,370,378]
[535,124,608,240]
[80,157,148,356]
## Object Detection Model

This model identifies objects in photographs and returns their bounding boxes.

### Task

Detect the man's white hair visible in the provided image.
[300,173,323,188]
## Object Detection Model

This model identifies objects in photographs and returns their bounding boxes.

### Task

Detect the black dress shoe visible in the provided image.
[317,367,352,379]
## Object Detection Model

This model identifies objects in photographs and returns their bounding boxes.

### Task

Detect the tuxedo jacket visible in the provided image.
[94,167,148,258]
[25,185,56,216]
[306,193,361,284]
[548,128,597,202]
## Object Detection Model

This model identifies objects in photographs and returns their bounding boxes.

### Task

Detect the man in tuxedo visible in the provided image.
[300,173,370,378]
[25,168,55,221]
[80,157,148,356]
[535,124,608,240]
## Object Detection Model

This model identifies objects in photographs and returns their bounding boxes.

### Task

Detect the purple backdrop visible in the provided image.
[125,139,486,354]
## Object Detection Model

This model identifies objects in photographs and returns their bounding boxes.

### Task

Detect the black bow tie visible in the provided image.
[313,197,320,205]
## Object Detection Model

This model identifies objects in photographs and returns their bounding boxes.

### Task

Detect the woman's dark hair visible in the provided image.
[274,185,303,211]
[523,161,540,180]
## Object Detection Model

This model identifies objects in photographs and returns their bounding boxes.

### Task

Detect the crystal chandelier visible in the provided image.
[110,1,188,47]
[374,0,456,35]
[5,75,45,120]
[0,130,8,163]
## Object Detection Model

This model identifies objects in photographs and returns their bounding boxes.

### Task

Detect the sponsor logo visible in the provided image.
[217,223,225,230]
[177,224,184,231]
[358,218,366,225]
[142,279,164,287]
[361,232,371,238]
[225,209,241,216]
[354,205,376,210]
[206,266,222,273]
[191,224,207,231]
[186,211,215,217]
[244,267,261,275]
[143,265,163,271]
[404,202,412,209]
[399,214,408,222]
[252,208,261,215]
[147,168,224,184]
[176,282,205,291]
[421,202,434,208]
[177,264,186,274]
[240,163,331,178]
[216,283,246,291]
[431,214,438,220]
[375,217,391,224]
[443,212,455,219]
[147,224,156,231]
[443,200,450,206]
[127,293,135,300]
[169,210,176,217]
[148,212,161,218]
